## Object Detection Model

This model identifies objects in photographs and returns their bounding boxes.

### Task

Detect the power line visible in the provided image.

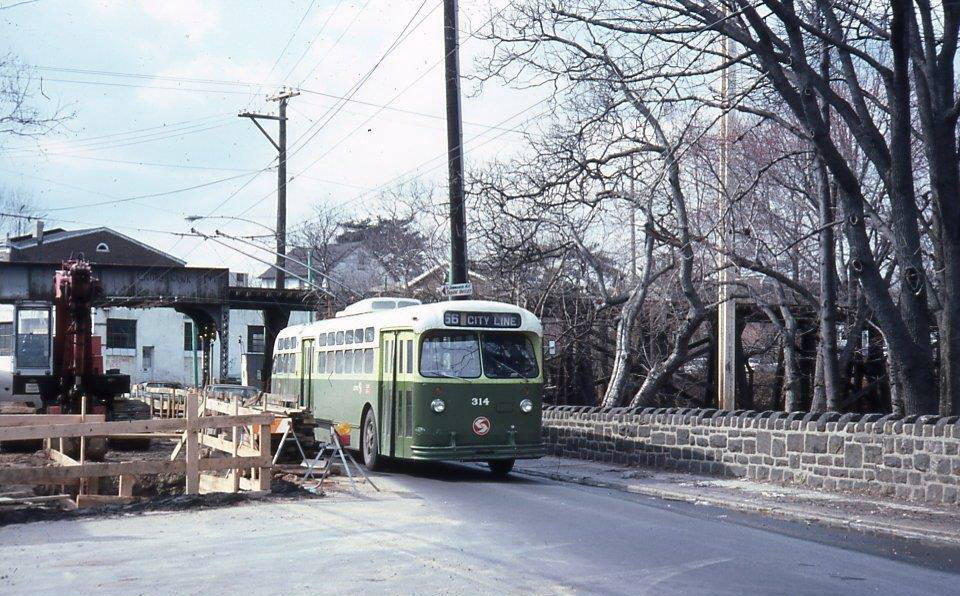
[28,65,524,136]
[38,77,255,95]
[0,120,234,155]
[41,169,268,212]
[294,0,361,85]
[263,0,318,85]
[281,85,563,237]
[2,152,269,172]
[1,111,227,148]
[297,90,524,133]
[285,0,436,161]
[0,0,43,9]
[280,0,346,84]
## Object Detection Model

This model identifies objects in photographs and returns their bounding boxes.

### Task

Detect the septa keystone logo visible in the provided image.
[472,416,491,436]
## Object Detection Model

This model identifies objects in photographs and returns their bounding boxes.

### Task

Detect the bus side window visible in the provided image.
[398,342,404,373]
[406,339,413,374]
[344,349,353,373]
[336,331,344,345]
[317,351,325,374]
[385,341,392,373]
[364,348,374,373]
[353,349,363,373]
[335,350,344,374]
[365,327,374,342]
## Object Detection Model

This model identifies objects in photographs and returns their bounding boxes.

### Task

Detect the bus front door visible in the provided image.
[379,332,399,458]
[393,332,416,458]
[299,339,314,410]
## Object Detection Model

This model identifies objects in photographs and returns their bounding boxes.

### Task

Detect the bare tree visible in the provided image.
[0,186,43,238]
[1,54,71,145]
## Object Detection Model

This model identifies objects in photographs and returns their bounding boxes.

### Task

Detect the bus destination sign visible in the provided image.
[443,311,522,329]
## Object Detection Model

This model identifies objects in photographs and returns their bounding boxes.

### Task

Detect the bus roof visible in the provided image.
[277,299,543,341]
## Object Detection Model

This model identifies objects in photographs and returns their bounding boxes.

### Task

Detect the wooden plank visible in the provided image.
[199,473,236,494]
[203,398,264,417]
[169,433,187,461]
[199,433,259,458]
[232,398,240,492]
[258,423,271,491]
[185,393,199,495]
[119,474,135,497]
[0,455,271,485]
[0,414,106,427]
[0,414,275,442]
[0,494,73,506]
[46,448,80,467]
[76,494,137,507]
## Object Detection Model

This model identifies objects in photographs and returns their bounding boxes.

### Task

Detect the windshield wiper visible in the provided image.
[433,370,473,383]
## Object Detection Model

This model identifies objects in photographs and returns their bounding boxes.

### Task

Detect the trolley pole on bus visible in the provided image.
[444,0,470,300]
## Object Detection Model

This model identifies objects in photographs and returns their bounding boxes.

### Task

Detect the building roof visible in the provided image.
[3,226,186,267]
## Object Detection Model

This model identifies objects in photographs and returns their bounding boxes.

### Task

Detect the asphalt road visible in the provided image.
[1,461,958,595]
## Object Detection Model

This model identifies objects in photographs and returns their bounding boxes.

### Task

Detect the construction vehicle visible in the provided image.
[1,259,150,451]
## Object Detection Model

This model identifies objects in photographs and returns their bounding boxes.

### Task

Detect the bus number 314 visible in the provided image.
[471,397,490,406]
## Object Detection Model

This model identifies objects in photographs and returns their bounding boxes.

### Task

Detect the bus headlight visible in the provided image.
[520,399,533,413]
[431,398,446,413]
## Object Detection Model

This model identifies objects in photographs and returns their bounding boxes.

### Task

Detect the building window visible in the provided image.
[183,321,199,351]
[247,325,265,353]
[0,321,12,357]
[96,242,110,252]
[106,318,136,349]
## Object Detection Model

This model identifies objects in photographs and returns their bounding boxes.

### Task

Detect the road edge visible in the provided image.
[514,466,960,547]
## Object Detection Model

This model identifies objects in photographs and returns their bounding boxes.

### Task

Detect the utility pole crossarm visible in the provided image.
[238,112,280,151]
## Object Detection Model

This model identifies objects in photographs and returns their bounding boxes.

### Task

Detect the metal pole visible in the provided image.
[444,0,468,298]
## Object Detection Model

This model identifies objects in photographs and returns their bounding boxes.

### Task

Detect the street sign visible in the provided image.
[443,282,474,297]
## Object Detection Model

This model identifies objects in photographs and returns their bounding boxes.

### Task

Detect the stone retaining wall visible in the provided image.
[542,406,960,505]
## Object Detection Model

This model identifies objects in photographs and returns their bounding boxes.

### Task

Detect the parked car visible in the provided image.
[135,381,183,392]
[206,383,260,400]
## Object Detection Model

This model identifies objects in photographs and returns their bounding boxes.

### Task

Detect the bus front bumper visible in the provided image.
[409,443,546,462]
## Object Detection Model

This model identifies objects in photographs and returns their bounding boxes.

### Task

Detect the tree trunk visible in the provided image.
[939,229,960,415]
[631,313,708,406]
[600,285,646,408]
[816,20,843,411]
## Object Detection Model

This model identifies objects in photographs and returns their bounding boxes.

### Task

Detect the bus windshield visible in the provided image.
[420,332,481,378]
[481,332,539,379]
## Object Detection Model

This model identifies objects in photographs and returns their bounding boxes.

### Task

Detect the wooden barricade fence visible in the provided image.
[130,386,188,419]
[0,393,273,504]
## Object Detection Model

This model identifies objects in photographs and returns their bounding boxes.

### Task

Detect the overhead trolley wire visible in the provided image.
[284,0,436,161]
[280,0,346,84]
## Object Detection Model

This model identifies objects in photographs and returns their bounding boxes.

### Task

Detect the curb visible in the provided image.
[514,466,960,547]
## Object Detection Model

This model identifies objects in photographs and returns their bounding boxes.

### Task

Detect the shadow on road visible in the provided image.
[372,458,540,485]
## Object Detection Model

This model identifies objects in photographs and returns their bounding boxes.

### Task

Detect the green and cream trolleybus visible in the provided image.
[271,298,545,475]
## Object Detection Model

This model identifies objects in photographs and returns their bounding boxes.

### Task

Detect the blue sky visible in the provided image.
[1,0,541,274]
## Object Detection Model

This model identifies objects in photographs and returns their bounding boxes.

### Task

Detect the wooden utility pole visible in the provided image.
[717,30,737,411]
[240,88,298,392]
[443,0,469,299]
[239,88,299,290]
